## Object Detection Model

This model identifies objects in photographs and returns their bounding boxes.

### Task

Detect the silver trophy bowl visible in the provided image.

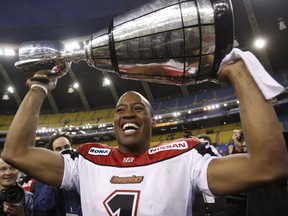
[15,0,234,85]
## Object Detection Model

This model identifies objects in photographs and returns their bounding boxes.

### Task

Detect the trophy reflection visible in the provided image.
[15,0,234,85]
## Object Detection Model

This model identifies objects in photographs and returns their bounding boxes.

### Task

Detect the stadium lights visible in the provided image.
[4,49,16,56]
[102,78,111,87]
[7,86,14,93]
[82,124,93,129]
[73,82,79,89]
[173,112,181,117]
[155,116,162,120]
[233,38,239,47]
[68,85,74,93]
[0,48,16,56]
[254,38,266,49]
[278,17,287,31]
[2,87,14,100]
[68,82,79,93]
[2,92,9,100]
[203,103,221,111]
[37,127,57,134]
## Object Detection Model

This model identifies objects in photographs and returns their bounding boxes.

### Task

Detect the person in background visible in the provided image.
[228,129,247,155]
[2,56,288,215]
[33,134,82,216]
[197,134,217,150]
[226,129,248,215]
[19,173,36,194]
[0,156,34,216]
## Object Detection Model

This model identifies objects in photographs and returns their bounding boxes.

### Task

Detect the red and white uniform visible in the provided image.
[61,138,216,216]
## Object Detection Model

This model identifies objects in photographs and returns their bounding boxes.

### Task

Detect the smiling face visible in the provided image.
[0,158,19,190]
[114,91,155,154]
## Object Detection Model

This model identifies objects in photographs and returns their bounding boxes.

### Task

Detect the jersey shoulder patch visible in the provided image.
[77,143,112,156]
[149,138,200,154]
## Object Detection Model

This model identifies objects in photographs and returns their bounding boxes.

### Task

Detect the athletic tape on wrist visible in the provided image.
[30,84,48,95]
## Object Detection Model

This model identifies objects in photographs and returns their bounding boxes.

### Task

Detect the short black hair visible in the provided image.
[45,133,72,151]
[197,134,212,144]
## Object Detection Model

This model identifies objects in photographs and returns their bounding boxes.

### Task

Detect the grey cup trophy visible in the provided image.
[15,0,234,85]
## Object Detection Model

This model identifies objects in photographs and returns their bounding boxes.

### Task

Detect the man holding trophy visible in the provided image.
[2,0,288,215]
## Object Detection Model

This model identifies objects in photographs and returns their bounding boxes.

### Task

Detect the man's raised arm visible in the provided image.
[2,71,64,187]
[208,58,288,196]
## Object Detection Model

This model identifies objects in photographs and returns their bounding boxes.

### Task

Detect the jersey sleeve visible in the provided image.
[191,151,216,197]
[61,154,80,194]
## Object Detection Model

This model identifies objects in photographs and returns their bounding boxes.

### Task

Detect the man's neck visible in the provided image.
[118,144,149,156]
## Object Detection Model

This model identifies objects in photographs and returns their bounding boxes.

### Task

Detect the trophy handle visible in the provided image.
[15,40,86,78]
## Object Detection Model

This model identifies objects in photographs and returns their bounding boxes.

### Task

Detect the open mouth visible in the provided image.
[122,123,139,135]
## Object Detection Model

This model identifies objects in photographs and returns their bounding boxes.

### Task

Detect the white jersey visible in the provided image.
[61,138,216,216]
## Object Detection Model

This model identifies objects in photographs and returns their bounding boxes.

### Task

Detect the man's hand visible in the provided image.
[26,69,59,95]
[27,70,57,90]
[26,61,70,94]
[218,59,247,84]
[3,202,25,216]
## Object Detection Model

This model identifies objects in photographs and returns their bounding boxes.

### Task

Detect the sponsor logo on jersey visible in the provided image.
[88,147,111,156]
[123,157,135,163]
[148,141,188,154]
[110,175,144,184]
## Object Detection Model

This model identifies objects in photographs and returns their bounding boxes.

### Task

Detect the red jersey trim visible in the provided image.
[77,138,201,167]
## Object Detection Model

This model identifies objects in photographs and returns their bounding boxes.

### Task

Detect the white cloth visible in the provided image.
[218,48,284,100]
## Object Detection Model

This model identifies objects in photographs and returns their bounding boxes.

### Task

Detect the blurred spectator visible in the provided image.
[217,144,229,156]
[226,129,247,216]
[19,173,36,194]
[229,129,247,155]
[197,134,213,147]
[0,156,34,216]
[33,134,82,216]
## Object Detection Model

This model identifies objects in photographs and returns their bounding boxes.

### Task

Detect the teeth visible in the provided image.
[123,123,139,131]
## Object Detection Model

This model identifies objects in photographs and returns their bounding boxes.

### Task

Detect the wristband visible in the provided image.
[30,84,48,95]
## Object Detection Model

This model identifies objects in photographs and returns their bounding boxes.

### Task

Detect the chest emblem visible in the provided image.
[110,175,144,184]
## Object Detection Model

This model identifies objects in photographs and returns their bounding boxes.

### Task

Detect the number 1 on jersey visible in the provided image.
[104,190,140,216]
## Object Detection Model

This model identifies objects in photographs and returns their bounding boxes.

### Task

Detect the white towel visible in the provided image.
[218,48,284,100]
